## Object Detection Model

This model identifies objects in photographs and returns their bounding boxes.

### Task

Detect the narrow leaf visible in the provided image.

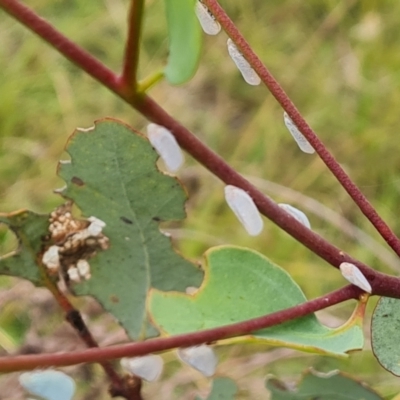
[371,297,400,375]
[164,0,202,85]
[58,119,203,339]
[266,369,382,400]
[149,246,364,356]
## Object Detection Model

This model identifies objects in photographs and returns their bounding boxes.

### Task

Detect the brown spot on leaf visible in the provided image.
[110,295,119,303]
[120,216,133,224]
[152,216,161,222]
[71,176,85,186]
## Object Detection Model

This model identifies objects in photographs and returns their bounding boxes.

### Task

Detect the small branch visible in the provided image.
[134,95,400,295]
[202,0,400,259]
[1,0,399,284]
[0,285,359,372]
[37,263,135,398]
[119,0,145,90]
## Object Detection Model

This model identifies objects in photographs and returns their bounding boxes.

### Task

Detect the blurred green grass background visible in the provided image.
[1,0,400,398]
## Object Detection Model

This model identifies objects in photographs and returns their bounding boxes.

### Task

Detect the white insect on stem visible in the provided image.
[278,203,311,229]
[224,185,263,236]
[195,1,221,35]
[177,345,218,377]
[283,112,315,154]
[339,262,372,293]
[227,38,261,86]
[146,123,184,172]
[19,370,76,400]
[121,355,164,382]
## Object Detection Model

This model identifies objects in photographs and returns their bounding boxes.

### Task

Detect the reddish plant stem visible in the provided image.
[37,262,134,398]
[120,0,145,89]
[0,286,358,372]
[134,95,400,297]
[202,0,400,259]
[1,0,400,286]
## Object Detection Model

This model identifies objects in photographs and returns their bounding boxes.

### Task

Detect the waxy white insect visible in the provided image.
[77,259,91,280]
[278,203,311,229]
[340,262,372,293]
[224,185,263,236]
[227,38,261,86]
[146,123,184,172]
[87,216,106,236]
[283,112,315,154]
[67,266,80,283]
[185,286,199,295]
[195,1,221,35]
[121,355,164,382]
[42,245,60,270]
[177,345,218,377]
[19,370,76,400]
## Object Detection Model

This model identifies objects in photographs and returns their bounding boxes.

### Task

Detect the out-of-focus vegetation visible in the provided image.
[1,0,400,398]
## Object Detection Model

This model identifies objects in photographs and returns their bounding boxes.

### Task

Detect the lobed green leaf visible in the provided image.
[58,119,203,339]
[149,246,364,356]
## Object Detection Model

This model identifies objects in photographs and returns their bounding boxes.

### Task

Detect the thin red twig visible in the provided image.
[36,259,139,398]
[1,0,399,282]
[120,0,145,89]
[2,0,400,376]
[202,0,400,259]
[0,285,358,372]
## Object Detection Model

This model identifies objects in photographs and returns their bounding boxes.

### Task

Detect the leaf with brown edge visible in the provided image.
[57,118,203,340]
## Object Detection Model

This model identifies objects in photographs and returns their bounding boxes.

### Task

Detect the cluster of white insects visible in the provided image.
[148,2,372,297]
[41,203,109,284]
[120,344,217,382]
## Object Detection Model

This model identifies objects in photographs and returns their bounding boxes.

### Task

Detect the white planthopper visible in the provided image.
[278,203,311,229]
[146,123,184,172]
[224,185,264,236]
[19,370,76,400]
[227,38,261,86]
[120,355,164,382]
[339,262,372,293]
[283,112,315,154]
[177,345,218,377]
[195,1,221,35]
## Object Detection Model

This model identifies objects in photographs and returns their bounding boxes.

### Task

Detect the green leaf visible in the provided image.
[371,297,400,376]
[149,246,364,356]
[58,118,203,340]
[164,0,202,85]
[266,369,382,400]
[0,210,49,285]
[196,377,238,400]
